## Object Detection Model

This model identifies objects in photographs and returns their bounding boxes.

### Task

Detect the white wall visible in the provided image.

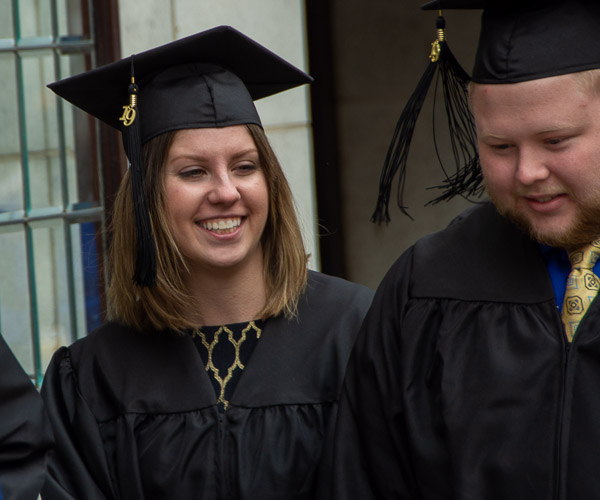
[118,0,320,268]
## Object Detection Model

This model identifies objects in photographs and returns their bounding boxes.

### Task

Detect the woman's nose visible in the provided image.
[207,173,241,204]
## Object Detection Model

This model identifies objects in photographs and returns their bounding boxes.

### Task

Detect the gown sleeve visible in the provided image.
[41,347,116,500]
[320,254,420,499]
[0,334,53,500]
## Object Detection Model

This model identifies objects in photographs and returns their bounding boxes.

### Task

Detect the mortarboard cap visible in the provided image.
[48,25,313,142]
[48,26,312,286]
[422,0,600,84]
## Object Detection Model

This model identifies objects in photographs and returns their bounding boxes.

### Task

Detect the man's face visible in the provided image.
[471,73,600,249]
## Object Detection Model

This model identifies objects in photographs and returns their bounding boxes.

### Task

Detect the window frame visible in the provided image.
[0,0,123,386]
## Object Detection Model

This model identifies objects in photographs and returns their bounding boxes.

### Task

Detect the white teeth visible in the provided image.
[200,217,241,234]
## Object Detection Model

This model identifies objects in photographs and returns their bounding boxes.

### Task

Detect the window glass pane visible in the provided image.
[22,49,63,211]
[57,52,99,208]
[0,0,14,39]
[18,0,52,40]
[69,108,98,207]
[0,52,23,214]
[30,219,72,371]
[4,0,102,382]
[56,0,86,39]
[72,220,103,337]
[56,50,89,83]
[0,224,34,375]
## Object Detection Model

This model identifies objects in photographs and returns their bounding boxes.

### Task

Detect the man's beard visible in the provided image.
[488,190,600,249]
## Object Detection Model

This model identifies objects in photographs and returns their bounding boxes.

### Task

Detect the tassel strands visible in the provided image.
[371,11,482,224]
[426,32,483,206]
[120,56,158,286]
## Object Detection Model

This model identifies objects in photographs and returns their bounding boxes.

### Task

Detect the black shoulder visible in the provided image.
[231,273,374,406]
[59,322,214,419]
[409,202,553,302]
[305,270,374,311]
[67,322,182,368]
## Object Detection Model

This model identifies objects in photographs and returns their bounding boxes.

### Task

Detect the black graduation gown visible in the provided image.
[0,334,53,500]
[324,202,600,500]
[40,271,373,499]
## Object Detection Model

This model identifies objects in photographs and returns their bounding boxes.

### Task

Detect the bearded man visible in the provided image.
[322,1,600,499]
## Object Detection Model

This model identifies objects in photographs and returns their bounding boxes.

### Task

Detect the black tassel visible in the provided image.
[120,56,157,286]
[371,12,482,224]
[426,38,483,205]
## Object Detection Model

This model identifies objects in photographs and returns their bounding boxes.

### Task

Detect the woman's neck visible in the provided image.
[185,259,267,326]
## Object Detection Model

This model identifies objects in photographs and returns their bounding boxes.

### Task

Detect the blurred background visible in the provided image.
[0,0,481,384]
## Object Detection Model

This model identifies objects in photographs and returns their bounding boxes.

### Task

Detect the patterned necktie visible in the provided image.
[561,240,600,341]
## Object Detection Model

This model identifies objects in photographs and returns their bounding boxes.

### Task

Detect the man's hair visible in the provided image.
[106,124,308,332]
[468,68,600,103]
[572,68,600,97]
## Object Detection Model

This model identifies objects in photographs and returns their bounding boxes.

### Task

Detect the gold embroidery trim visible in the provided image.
[194,321,262,409]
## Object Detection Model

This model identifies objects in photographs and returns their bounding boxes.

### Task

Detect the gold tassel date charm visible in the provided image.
[119,77,138,127]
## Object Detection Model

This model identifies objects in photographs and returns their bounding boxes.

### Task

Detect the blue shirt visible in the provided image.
[539,244,600,312]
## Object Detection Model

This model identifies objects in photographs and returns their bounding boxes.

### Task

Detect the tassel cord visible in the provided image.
[371,61,437,223]
[371,17,483,223]
[427,42,483,205]
[121,58,158,287]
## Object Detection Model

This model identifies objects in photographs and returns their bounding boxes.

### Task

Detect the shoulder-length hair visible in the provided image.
[106,123,308,331]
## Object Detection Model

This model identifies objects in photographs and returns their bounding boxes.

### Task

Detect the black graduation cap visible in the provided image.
[48,25,313,141]
[48,26,312,286]
[422,0,600,84]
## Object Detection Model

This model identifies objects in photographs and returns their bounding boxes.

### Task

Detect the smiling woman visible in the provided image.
[163,126,269,280]
[40,26,373,499]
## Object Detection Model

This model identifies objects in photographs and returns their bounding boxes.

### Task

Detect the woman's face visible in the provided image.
[163,125,269,275]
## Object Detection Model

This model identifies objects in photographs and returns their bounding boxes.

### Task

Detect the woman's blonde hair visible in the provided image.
[106,124,308,331]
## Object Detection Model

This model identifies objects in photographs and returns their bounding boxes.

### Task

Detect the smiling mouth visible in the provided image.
[199,217,242,234]
[527,194,562,203]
